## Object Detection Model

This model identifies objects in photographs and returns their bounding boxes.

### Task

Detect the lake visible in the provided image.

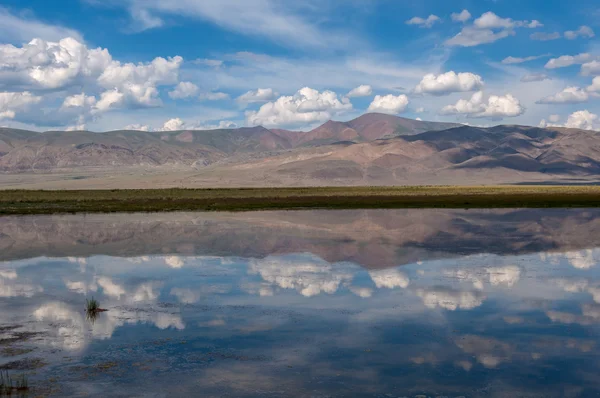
[1,209,600,397]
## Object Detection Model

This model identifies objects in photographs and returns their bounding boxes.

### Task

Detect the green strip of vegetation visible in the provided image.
[1,186,600,215]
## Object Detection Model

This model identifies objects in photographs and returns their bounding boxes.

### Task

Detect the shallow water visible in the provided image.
[1,209,600,397]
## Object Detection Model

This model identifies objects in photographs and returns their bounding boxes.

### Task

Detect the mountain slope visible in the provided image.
[1,114,600,187]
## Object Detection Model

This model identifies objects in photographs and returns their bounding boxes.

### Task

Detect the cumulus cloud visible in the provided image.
[537,87,589,104]
[349,286,373,298]
[446,12,541,47]
[582,61,600,76]
[588,77,600,93]
[441,91,524,118]
[346,84,373,98]
[545,53,595,69]
[406,15,441,28]
[530,32,561,41]
[451,10,471,23]
[564,26,595,40]
[170,287,201,304]
[97,276,126,298]
[168,81,199,99]
[236,88,278,104]
[368,269,409,289]
[246,87,352,127]
[124,123,151,131]
[501,54,549,64]
[367,94,409,115]
[540,110,599,131]
[444,266,521,290]
[520,73,551,82]
[248,254,354,297]
[416,287,485,310]
[0,37,112,89]
[98,55,183,107]
[414,71,484,95]
[563,111,599,131]
[473,12,516,29]
[0,91,41,120]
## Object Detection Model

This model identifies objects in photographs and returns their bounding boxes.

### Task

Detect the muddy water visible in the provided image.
[1,209,600,397]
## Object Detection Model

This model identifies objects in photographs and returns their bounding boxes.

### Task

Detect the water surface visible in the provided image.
[1,209,600,397]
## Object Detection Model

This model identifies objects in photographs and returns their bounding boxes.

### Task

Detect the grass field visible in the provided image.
[1,186,600,215]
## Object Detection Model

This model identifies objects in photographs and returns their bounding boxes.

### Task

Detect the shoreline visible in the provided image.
[2,186,600,215]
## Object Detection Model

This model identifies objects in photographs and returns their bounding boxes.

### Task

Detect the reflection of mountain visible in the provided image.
[2,209,600,268]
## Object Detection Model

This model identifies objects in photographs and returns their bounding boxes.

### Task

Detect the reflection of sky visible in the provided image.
[1,240,600,395]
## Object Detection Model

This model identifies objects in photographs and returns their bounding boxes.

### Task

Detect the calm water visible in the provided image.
[1,209,600,397]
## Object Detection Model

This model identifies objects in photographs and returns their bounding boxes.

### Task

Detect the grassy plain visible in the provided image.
[1,186,600,215]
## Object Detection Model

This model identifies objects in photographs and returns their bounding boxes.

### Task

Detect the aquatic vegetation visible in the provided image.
[85,298,107,323]
[86,297,99,313]
[0,371,28,395]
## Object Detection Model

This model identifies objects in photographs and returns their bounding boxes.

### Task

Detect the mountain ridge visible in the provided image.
[1,112,600,187]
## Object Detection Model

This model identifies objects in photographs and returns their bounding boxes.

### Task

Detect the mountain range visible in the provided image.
[1,112,599,188]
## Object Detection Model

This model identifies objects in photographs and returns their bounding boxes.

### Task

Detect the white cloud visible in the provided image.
[367,94,409,115]
[168,81,199,99]
[520,73,551,82]
[97,276,126,298]
[582,61,600,76]
[0,7,82,43]
[530,32,561,41]
[368,269,409,289]
[170,287,201,304]
[441,91,524,118]
[414,71,484,95]
[98,55,183,107]
[415,107,425,113]
[346,84,373,98]
[446,26,514,47]
[473,12,516,29]
[564,111,599,131]
[198,91,229,101]
[248,254,354,297]
[501,54,549,64]
[545,53,595,69]
[451,10,471,23]
[540,111,599,131]
[349,286,373,298]
[0,91,42,120]
[236,88,279,104]
[416,287,485,311]
[406,15,441,28]
[537,87,589,104]
[124,123,150,131]
[246,87,352,127]
[165,255,184,268]
[62,93,97,109]
[0,37,112,89]
[564,26,595,40]
[588,77,600,93]
[95,89,125,113]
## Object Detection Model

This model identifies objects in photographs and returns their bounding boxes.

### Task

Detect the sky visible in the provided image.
[0,0,599,132]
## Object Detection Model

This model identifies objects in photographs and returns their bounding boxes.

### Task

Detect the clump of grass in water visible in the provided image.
[85,297,107,323]
[0,370,29,395]
[86,297,99,313]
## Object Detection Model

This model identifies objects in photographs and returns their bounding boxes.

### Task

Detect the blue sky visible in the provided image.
[0,0,599,132]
